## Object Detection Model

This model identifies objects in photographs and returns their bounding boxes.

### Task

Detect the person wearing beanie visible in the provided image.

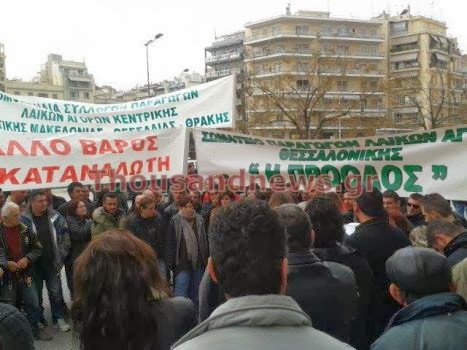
[347,189,411,341]
[371,247,467,350]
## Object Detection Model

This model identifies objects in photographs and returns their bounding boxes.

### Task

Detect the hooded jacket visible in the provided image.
[91,207,125,237]
[371,293,467,350]
[171,295,354,350]
[20,208,70,272]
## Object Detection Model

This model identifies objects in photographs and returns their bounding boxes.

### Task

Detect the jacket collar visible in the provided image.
[172,295,311,348]
[444,232,467,257]
[313,242,356,260]
[288,249,321,266]
[385,292,466,330]
[354,218,386,232]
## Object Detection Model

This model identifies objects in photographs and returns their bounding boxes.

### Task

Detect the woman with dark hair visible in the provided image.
[72,230,196,350]
[269,191,295,209]
[305,196,374,350]
[209,190,236,226]
[167,198,208,309]
[65,200,92,297]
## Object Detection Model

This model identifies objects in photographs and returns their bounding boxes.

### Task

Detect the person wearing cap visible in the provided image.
[347,189,411,341]
[371,247,467,350]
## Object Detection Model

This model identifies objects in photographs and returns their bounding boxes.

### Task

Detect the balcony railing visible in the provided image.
[319,50,384,58]
[206,68,241,78]
[206,52,241,63]
[245,30,316,43]
[320,32,384,40]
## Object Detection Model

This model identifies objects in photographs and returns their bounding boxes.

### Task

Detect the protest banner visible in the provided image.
[193,125,467,200]
[0,75,235,134]
[0,127,189,191]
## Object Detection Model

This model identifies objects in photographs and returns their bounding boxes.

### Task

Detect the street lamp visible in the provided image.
[145,33,164,97]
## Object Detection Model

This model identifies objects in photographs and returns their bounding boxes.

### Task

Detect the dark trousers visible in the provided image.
[33,264,64,323]
[64,256,73,299]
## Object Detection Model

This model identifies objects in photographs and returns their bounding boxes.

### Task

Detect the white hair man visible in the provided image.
[0,202,51,340]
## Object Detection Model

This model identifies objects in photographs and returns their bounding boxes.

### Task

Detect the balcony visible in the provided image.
[206,52,241,63]
[206,68,241,79]
[319,50,384,59]
[245,49,313,62]
[319,69,384,77]
[245,31,316,45]
[320,32,384,42]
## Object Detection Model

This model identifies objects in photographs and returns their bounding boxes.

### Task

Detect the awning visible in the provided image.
[434,52,449,63]
[390,52,418,63]
[430,34,440,43]
[392,34,419,46]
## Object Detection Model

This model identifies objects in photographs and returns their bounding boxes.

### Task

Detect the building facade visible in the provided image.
[0,43,5,91]
[386,12,467,129]
[39,54,95,102]
[205,31,246,130]
[244,10,388,138]
[4,80,64,99]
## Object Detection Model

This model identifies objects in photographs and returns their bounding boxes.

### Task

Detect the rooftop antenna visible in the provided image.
[286,2,291,16]
[430,0,435,19]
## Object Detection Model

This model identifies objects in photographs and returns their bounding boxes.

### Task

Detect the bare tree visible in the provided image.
[244,47,385,139]
[389,64,465,130]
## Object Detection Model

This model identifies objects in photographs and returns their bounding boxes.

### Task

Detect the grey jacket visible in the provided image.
[20,208,70,272]
[171,294,355,350]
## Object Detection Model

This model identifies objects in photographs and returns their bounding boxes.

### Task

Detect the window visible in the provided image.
[84,92,90,99]
[337,81,348,91]
[390,21,408,35]
[296,25,310,35]
[272,25,281,36]
[28,92,33,96]
[14,91,20,95]
[394,113,403,123]
[295,43,310,54]
[297,80,309,90]
[38,93,48,98]
[336,45,349,55]
[321,24,332,36]
[295,62,309,73]
[273,63,282,73]
[53,94,58,99]
[70,91,77,98]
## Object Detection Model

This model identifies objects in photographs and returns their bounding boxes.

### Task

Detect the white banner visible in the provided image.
[0,75,235,134]
[193,126,467,200]
[0,127,189,191]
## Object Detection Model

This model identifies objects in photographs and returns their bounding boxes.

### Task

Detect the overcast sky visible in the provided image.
[1,0,466,90]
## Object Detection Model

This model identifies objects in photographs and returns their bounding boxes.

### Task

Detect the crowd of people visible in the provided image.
[0,181,466,350]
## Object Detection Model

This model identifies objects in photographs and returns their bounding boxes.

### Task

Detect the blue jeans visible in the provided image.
[19,280,41,334]
[174,268,204,310]
[33,265,64,323]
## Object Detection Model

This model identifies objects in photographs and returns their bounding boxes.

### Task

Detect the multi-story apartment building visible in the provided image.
[0,43,5,91]
[386,12,467,129]
[4,79,65,99]
[39,54,95,102]
[1,47,95,101]
[205,31,246,130]
[244,10,387,138]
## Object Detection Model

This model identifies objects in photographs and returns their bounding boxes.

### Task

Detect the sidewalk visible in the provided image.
[34,269,75,350]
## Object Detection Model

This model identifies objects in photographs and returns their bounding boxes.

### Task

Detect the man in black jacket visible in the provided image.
[426,219,467,267]
[275,204,358,343]
[371,247,467,350]
[347,189,411,341]
[0,202,51,341]
[406,193,425,227]
[124,196,166,277]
